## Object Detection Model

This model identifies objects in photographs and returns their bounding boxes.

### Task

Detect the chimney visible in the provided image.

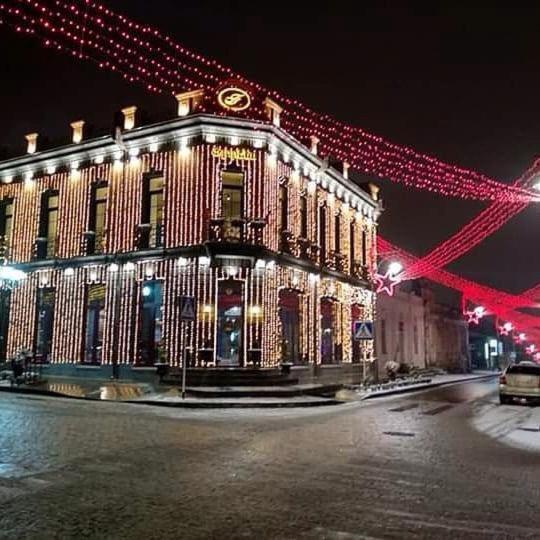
[368,182,380,201]
[70,120,85,144]
[343,162,350,179]
[310,135,319,155]
[121,106,137,130]
[264,97,283,127]
[25,133,38,154]
[174,89,204,117]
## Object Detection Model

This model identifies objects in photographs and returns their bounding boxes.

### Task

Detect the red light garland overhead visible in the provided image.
[2,0,540,204]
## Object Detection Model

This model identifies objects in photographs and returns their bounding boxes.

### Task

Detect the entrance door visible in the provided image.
[279,289,301,364]
[321,297,337,364]
[0,291,10,362]
[83,284,106,364]
[216,279,243,366]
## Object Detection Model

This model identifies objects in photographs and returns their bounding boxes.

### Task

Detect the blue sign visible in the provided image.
[354,321,374,340]
[179,295,196,321]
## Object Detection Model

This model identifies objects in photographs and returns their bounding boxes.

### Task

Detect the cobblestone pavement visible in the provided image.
[0,379,539,539]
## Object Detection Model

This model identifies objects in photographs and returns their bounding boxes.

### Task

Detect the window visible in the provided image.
[34,287,55,361]
[141,176,164,248]
[349,221,355,271]
[380,319,387,355]
[321,298,341,364]
[138,281,163,365]
[279,184,288,232]
[299,196,308,238]
[318,205,327,263]
[83,284,106,364]
[507,364,540,375]
[0,198,14,246]
[413,322,419,355]
[38,191,59,259]
[221,170,244,240]
[334,213,341,252]
[361,230,367,266]
[88,184,107,254]
[398,320,405,363]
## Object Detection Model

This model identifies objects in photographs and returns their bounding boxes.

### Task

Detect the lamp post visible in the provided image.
[0,261,27,362]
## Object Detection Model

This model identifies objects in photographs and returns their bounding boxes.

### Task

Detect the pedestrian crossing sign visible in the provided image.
[354,321,374,340]
[179,295,196,321]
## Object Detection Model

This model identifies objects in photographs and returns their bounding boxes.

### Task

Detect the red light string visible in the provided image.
[2,0,540,203]
[403,159,540,280]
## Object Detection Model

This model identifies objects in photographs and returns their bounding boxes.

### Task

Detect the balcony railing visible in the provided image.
[326,251,346,272]
[136,223,164,250]
[82,230,106,255]
[0,236,9,261]
[279,230,296,255]
[207,218,265,245]
[34,237,56,260]
[297,238,321,265]
[352,261,371,282]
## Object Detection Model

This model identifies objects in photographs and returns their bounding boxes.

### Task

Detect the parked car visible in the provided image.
[499,362,540,404]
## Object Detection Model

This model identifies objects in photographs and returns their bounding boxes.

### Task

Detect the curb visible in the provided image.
[0,385,342,409]
[360,373,498,400]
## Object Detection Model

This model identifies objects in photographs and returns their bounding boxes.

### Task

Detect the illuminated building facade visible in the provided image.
[0,87,381,380]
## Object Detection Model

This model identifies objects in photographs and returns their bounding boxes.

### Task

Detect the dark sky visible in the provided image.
[1,1,540,293]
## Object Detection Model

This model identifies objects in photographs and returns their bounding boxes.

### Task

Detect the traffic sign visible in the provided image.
[179,295,196,321]
[354,321,374,340]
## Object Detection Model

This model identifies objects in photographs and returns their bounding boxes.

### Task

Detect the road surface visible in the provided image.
[0,378,539,539]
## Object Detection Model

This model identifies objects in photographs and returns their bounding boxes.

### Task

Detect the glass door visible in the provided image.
[216,279,243,366]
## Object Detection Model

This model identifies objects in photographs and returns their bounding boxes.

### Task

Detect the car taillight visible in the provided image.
[499,375,507,385]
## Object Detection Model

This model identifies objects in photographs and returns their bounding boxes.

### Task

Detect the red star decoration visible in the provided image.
[374,271,402,296]
[465,310,480,325]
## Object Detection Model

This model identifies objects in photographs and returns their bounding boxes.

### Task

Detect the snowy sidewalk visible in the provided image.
[338,371,498,401]
[471,397,540,452]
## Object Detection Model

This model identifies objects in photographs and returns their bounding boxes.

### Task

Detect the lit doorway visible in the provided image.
[279,289,301,364]
[216,279,244,366]
[321,297,341,364]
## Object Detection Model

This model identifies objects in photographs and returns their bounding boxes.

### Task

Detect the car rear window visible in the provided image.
[507,364,540,375]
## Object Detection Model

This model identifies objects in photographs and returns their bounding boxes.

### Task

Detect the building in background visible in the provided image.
[0,85,381,383]
[375,280,470,378]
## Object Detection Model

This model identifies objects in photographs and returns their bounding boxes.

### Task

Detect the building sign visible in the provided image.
[217,86,251,112]
[354,321,374,340]
[211,146,256,161]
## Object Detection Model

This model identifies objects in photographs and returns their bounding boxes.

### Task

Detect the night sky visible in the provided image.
[1,1,540,293]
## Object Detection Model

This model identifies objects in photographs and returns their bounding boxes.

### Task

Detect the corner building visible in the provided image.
[0,87,381,382]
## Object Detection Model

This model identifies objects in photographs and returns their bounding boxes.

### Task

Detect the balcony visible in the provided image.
[279,230,296,255]
[327,251,346,273]
[34,237,56,260]
[352,261,371,282]
[207,218,265,246]
[82,230,106,255]
[0,236,9,261]
[136,223,164,250]
[297,238,320,265]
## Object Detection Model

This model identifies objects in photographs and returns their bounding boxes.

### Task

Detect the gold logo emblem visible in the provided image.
[217,87,251,112]
[211,146,256,161]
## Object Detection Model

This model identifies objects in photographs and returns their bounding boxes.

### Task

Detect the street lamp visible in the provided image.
[387,261,403,276]
[375,260,404,296]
